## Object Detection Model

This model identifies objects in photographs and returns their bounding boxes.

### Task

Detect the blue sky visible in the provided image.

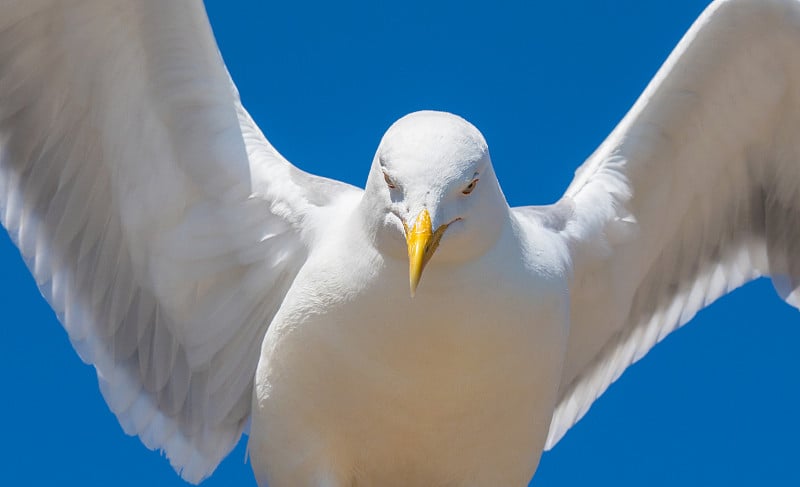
[1,0,799,485]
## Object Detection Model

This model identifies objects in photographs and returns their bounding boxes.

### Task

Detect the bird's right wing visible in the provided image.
[0,0,361,482]
[512,0,800,450]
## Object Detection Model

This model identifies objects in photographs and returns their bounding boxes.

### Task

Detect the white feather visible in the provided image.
[0,0,360,482]
[533,0,800,450]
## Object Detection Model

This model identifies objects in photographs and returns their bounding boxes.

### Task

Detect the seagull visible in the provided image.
[1,0,799,485]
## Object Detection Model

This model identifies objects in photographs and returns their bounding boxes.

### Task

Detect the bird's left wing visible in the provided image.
[0,0,360,482]
[513,0,800,449]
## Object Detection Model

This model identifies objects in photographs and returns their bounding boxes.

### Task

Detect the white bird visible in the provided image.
[1,0,799,485]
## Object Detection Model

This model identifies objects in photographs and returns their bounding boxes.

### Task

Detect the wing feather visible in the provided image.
[513,0,800,449]
[0,0,360,481]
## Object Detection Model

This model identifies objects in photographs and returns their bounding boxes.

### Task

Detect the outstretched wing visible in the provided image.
[0,0,360,482]
[514,0,800,449]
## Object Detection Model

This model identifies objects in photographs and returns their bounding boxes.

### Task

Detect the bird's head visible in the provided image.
[362,111,509,296]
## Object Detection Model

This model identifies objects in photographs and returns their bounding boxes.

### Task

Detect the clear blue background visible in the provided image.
[1,0,798,485]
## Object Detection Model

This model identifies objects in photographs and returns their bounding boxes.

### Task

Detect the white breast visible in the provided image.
[249,217,570,487]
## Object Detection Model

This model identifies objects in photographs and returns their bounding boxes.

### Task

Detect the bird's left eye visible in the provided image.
[462,178,479,195]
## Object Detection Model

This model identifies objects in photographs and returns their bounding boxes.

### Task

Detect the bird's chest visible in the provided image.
[253,242,569,485]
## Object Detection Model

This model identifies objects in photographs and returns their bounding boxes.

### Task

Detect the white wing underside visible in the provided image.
[520,0,800,449]
[0,0,359,482]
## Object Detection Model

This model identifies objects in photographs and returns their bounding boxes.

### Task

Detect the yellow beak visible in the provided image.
[405,209,450,297]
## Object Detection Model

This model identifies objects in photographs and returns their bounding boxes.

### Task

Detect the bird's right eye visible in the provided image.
[383,171,396,189]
